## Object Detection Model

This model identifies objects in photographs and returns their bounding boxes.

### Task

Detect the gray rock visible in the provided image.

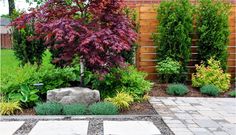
[47,87,100,105]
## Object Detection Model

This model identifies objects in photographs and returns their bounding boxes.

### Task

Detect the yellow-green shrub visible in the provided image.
[192,58,231,92]
[105,92,134,110]
[0,101,22,115]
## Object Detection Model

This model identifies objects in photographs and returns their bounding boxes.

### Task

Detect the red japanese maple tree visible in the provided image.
[11,0,137,72]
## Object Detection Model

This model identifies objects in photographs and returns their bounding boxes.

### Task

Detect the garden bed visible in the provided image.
[15,101,157,116]
[150,83,235,98]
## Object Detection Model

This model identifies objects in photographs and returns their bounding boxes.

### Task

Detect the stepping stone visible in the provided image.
[0,121,25,135]
[104,121,161,135]
[28,120,89,135]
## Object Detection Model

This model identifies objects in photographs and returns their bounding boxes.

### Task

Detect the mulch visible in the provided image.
[150,83,235,98]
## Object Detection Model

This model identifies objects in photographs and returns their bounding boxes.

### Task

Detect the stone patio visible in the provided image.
[149,97,236,135]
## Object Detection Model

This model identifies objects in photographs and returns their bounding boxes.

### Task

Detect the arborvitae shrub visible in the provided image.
[153,0,193,82]
[196,0,230,70]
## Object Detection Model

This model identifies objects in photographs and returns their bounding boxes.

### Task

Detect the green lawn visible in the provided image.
[0,49,52,72]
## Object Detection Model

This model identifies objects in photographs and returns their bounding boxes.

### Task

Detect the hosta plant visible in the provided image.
[192,58,231,92]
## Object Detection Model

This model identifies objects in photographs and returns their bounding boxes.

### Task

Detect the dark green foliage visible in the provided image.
[63,104,87,115]
[200,85,220,97]
[156,57,181,83]
[196,0,230,70]
[34,102,63,115]
[91,66,152,100]
[167,84,188,96]
[13,24,46,66]
[122,7,139,64]
[153,0,193,82]
[229,91,236,97]
[88,102,119,115]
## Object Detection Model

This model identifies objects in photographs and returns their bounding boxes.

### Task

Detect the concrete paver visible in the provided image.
[0,121,24,135]
[103,121,161,135]
[150,97,236,135]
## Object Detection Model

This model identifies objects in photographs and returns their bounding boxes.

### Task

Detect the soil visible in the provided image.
[150,83,235,98]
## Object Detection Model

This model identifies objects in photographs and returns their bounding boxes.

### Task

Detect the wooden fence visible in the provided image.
[133,4,236,80]
[0,34,12,49]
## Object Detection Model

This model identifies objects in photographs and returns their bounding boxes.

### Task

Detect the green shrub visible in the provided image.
[0,101,22,115]
[13,24,46,66]
[192,58,231,92]
[229,91,236,97]
[156,57,181,83]
[167,84,188,96]
[88,102,119,115]
[200,85,219,96]
[196,0,230,70]
[153,0,193,82]
[63,104,87,115]
[92,66,152,101]
[34,102,63,115]
[33,65,81,94]
[105,92,134,110]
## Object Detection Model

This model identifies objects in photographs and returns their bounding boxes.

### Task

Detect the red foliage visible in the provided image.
[11,0,137,72]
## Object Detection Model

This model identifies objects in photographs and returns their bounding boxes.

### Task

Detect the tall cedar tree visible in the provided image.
[11,0,137,73]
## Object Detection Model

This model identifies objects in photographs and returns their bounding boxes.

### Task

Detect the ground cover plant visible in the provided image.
[34,102,63,115]
[88,102,119,115]
[166,84,188,96]
[63,104,87,115]
[196,0,230,70]
[229,91,236,97]
[200,85,219,97]
[154,0,193,82]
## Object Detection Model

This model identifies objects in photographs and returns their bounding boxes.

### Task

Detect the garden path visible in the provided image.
[149,97,236,135]
[0,115,170,135]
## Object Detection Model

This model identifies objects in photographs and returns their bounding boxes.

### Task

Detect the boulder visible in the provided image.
[47,87,100,105]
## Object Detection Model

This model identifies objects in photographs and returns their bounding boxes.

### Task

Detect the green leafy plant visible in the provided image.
[153,0,193,82]
[105,92,134,110]
[13,24,46,66]
[34,102,63,115]
[92,66,152,100]
[0,101,22,115]
[63,104,87,115]
[229,91,236,97]
[192,58,231,92]
[88,102,119,115]
[196,0,230,70]
[8,84,39,107]
[156,57,181,83]
[200,85,219,97]
[166,84,188,96]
